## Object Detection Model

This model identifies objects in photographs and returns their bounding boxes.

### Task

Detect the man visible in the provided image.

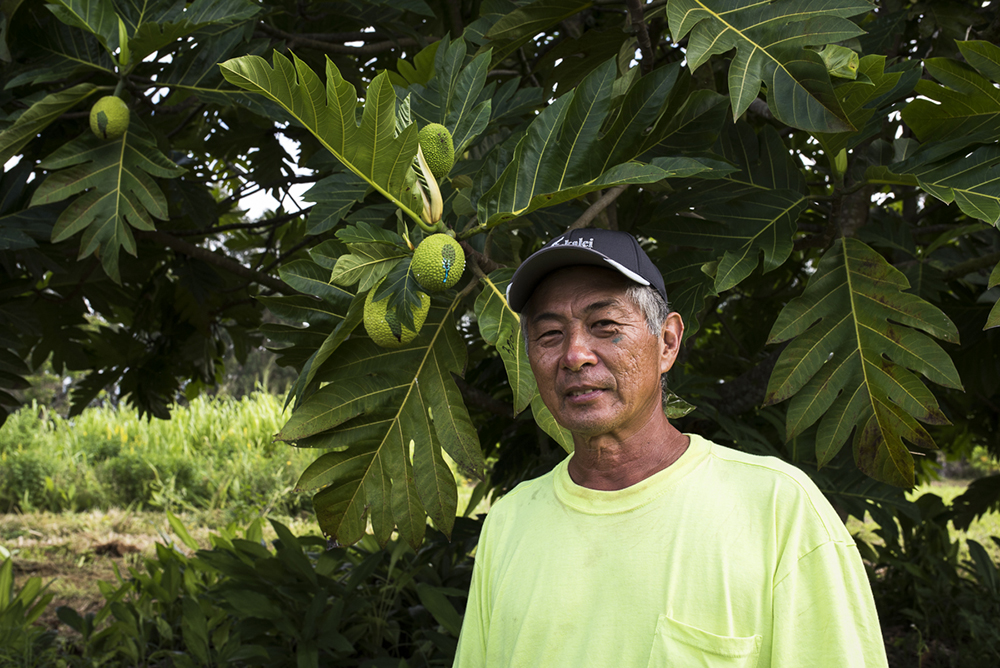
[453,229,888,667]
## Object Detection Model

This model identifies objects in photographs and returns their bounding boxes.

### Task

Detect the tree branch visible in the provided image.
[257,23,418,55]
[942,250,1000,281]
[453,375,513,419]
[625,0,655,74]
[461,241,504,275]
[568,185,628,231]
[136,230,299,295]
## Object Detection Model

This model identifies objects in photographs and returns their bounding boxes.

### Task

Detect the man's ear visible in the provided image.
[659,312,684,374]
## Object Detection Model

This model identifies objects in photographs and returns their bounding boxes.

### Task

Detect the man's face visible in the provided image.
[524,266,676,442]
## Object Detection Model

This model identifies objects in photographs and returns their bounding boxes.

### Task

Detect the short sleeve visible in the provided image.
[771,541,888,667]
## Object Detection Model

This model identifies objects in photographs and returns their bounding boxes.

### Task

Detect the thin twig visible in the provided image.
[257,23,418,55]
[568,185,628,231]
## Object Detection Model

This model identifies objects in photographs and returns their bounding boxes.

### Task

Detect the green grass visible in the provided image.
[0,394,314,517]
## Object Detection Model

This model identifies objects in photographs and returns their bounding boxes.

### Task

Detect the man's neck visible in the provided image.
[566,415,689,491]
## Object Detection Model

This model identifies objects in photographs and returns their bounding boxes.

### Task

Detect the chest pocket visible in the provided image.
[647,614,762,668]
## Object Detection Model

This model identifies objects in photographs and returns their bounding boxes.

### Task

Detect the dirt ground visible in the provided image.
[1,508,316,630]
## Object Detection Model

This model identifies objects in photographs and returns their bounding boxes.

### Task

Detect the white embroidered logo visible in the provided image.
[550,236,595,249]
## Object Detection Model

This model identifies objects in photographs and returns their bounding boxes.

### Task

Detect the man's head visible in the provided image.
[508,231,683,441]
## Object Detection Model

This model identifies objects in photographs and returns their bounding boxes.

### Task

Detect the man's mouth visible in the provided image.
[565,387,604,400]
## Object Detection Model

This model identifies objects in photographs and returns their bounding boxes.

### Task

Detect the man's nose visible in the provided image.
[562,329,597,371]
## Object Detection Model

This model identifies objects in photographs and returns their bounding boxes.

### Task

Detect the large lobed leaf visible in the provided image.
[220,51,425,226]
[666,0,872,132]
[764,238,963,487]
[474,59,720,228]
[29,122,184,282]
[280,300,484,548]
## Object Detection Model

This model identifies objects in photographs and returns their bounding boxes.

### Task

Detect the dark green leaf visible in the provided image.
[765,239,962,485]
[667,0,871,132]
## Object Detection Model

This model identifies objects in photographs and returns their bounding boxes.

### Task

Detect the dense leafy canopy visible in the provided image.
[2,0,999,546]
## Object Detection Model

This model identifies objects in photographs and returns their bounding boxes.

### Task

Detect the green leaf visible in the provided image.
[651,124,807,291]
[651,188,805,291]
[278,259,352,303]
[0,83,97,165]
[764,239,963,486]
[329,222,408,293]
[814,56,905,159]
[403,37,493,155]
[299,293,365,394]
[986,261,1000,330]
[482,0,592,66]
[220,51,425,226]
[46,0,119,51]
[414,583,463,637]
[902,43,1000,144]
[958,40,1000,83]
[657,250,719,341]
[475,269,535,415]
[280,301,482,547]
[475,60,712,227]
[30,121,184,282]
[818,44,859,80]
[116,16,128,66]
[530,394,573,452]
[302,173,369,235]
[666,0,871,132]
[167,511,199,551]
[126,0,259,63]
[905,145,1000,226]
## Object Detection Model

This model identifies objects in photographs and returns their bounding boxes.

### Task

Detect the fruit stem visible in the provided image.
[113,79,125,98]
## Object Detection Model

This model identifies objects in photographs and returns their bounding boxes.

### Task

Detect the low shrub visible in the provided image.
[48,513,479,667]
[863,494,1000,666]
[0,450,59,513]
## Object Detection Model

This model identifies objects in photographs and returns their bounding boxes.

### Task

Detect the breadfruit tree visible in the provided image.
[2,0,999,547]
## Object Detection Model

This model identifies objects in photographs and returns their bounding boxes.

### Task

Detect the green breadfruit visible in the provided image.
[411,234,465,291]
[418,123,455,179]
[89,96,130,140]
[363,278,431,348]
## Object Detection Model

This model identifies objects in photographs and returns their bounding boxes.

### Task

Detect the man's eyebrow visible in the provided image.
[529,299,622,325]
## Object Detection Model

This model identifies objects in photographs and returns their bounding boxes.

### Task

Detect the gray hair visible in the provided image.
[519,283,672,400]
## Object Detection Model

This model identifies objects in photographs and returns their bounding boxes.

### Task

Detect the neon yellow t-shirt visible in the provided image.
[453,434,888,667]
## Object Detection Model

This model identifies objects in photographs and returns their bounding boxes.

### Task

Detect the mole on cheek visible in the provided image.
[612,336,623,344]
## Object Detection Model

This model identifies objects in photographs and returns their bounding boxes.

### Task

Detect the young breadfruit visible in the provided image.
[363,278,431,348]
[411,234,465,291]
[89,96,130,140]
[417,123,455,179]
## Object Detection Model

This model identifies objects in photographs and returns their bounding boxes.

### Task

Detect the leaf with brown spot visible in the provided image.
[765,239,962,484]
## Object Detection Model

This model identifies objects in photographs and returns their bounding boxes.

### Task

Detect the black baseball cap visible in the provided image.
[506,229,667,313]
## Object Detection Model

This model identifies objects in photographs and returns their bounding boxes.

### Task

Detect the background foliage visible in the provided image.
[3,2,1000,661]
